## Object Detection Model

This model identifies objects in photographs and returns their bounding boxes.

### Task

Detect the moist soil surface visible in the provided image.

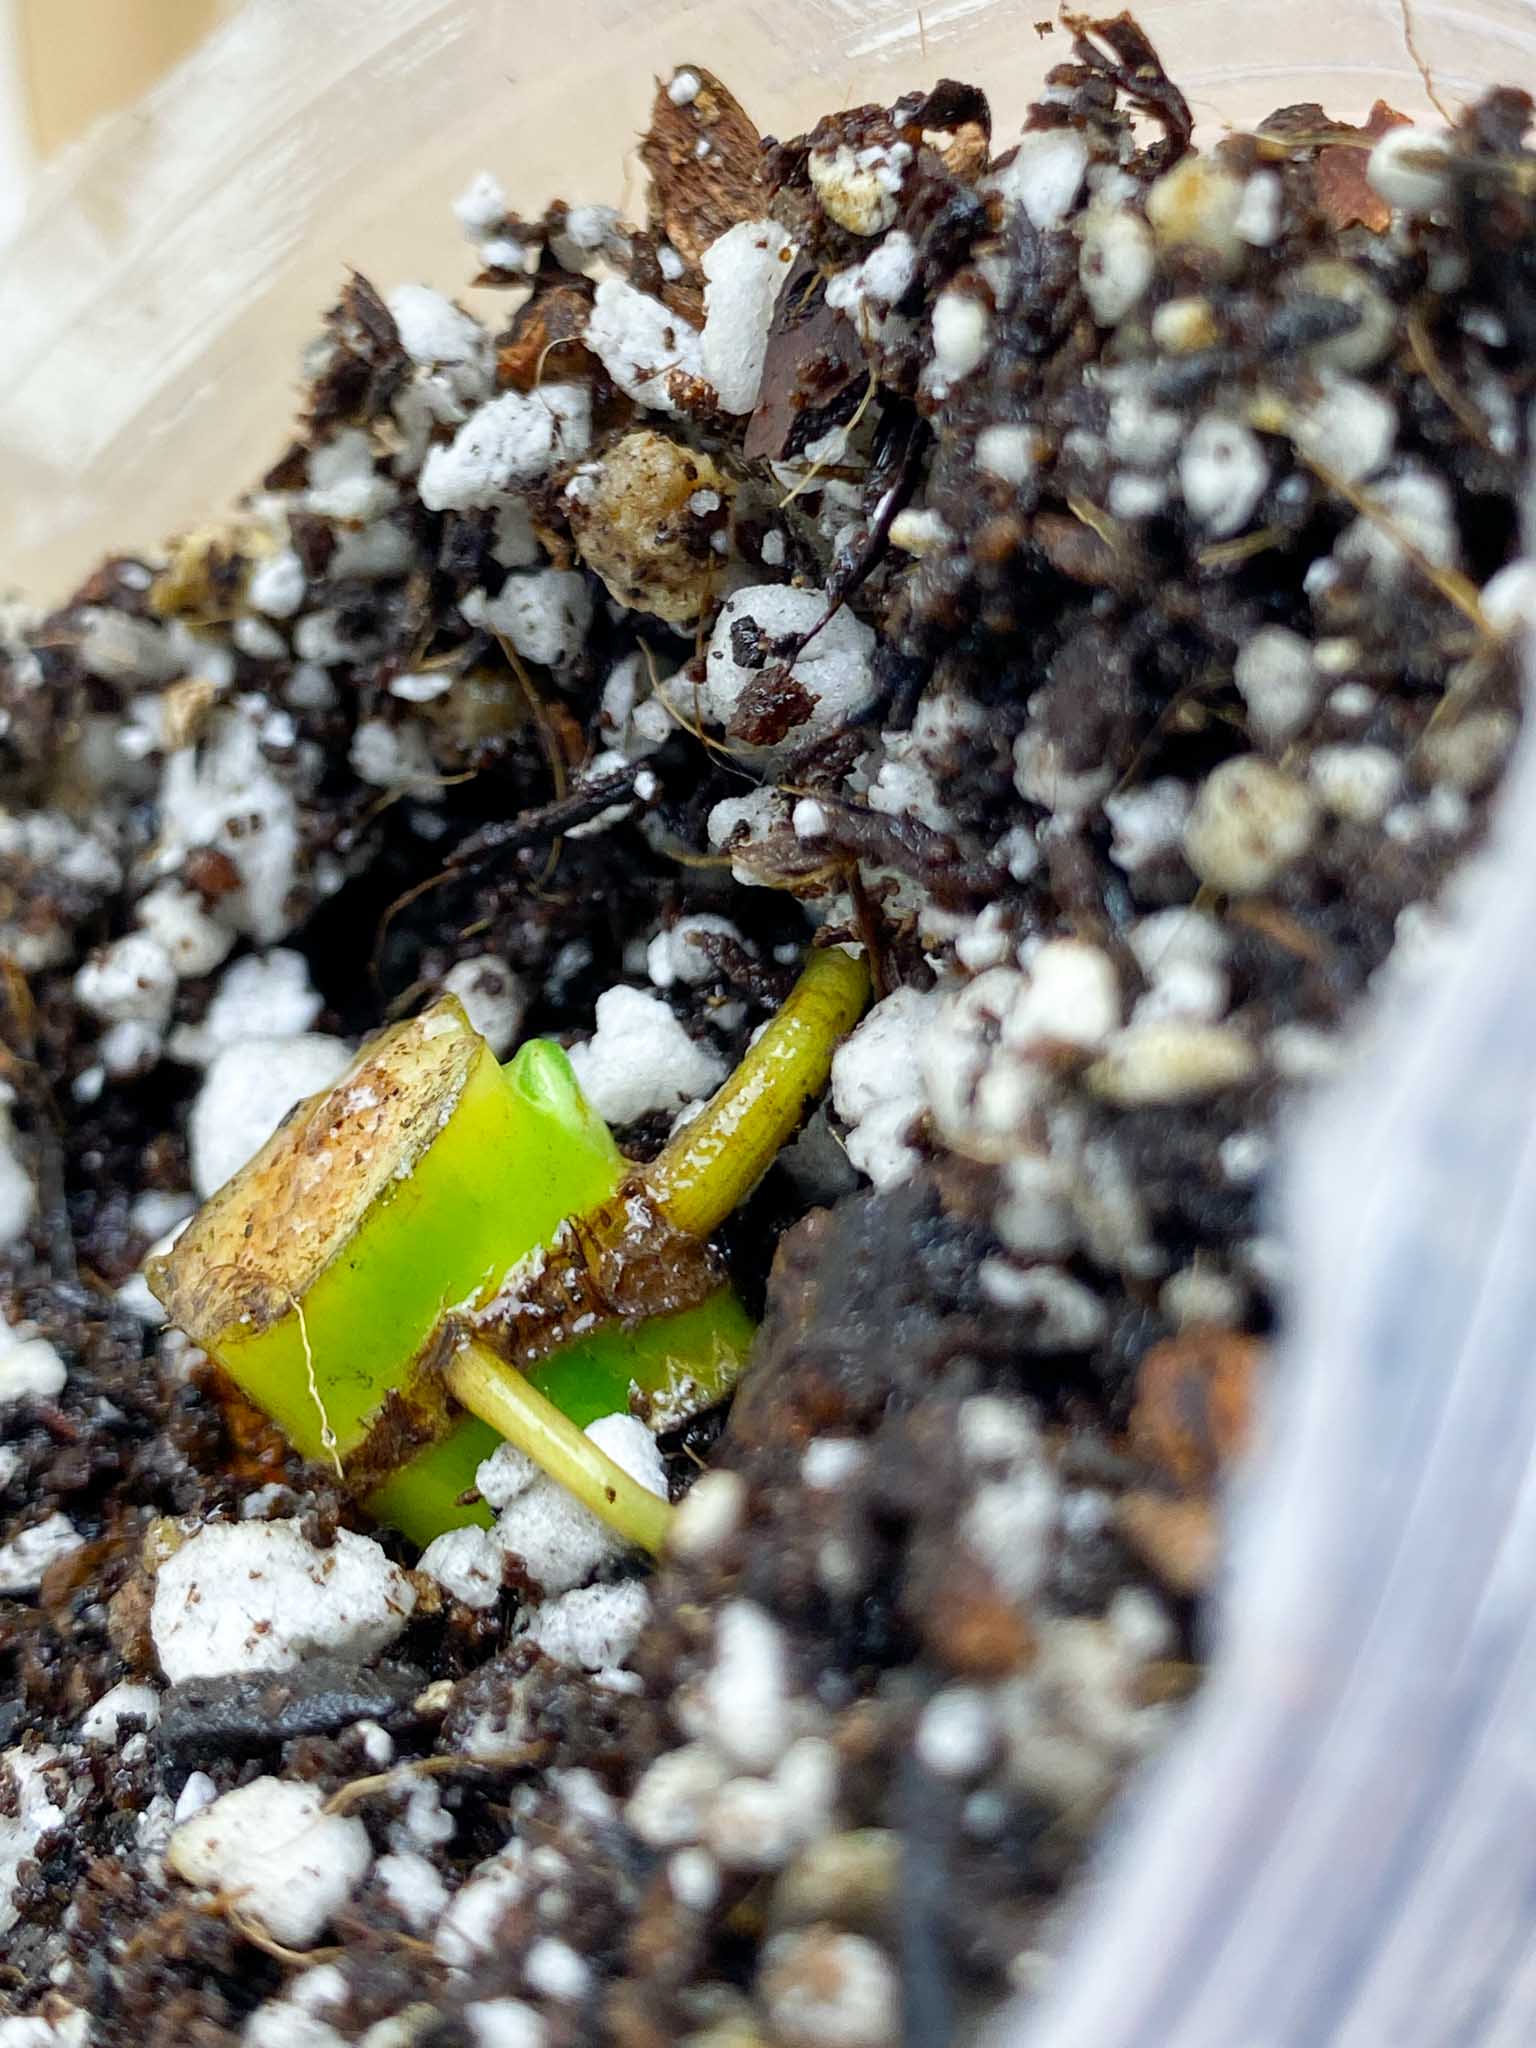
[2,21,1533,2046]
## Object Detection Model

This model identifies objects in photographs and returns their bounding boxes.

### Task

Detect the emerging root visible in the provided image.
[444,1336,675,1555]
[292,1291,341,1479]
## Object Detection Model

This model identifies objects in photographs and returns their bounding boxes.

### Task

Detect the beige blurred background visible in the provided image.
[0,0,230,237]
[18,0,227,155]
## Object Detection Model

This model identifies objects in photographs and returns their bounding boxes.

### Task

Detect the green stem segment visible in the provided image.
[447,945,870,1550]
[644,945,871,1237]
[151,946,872,1552]
[445,1336,674,1555]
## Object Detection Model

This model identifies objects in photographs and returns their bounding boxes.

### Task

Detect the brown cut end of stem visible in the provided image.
[149,999,480,1344]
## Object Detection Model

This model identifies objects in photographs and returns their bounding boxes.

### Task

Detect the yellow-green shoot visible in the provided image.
[150,947,869,1549]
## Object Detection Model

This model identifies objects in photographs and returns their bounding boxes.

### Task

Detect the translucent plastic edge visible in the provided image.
[1003,625,1536,2046]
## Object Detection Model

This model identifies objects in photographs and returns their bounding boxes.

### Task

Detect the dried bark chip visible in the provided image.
[743,260,868,463]
[182,847,243,904]
[726,663,818,747]
[1130,1328,1264,1494]
[1061,8,1194,167]
[900,78,993,183]
[262,441,309,493]
[307,271,409,432]
[640,65,765,278]
[287,510,337,579]
[70,556,156,613]
[106,1569,157,1674]
[1116,1491,1221,1597]
[907,78,992,142]
[916,1550,1037,1677]
[161,677,219,754]
[1464,83,1535,155]
[477,212,549,287]
[936,122,993,185]
[1033,510,1138,591]
[664,368,729,423]
[496,276,597,392]
[38,1534,115,1619]
[1317,100,1412,234]
[1255,100,1332,147]
[148,530,249,622]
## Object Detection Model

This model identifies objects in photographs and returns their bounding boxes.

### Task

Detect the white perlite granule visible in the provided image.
[1178,413,1270,535]
[989,126,1089,230]
[646,914,743,990]
[701,219,795,412]
[172,947,323,1065]
[522,1580,651,1671]
[135,881,233,980]
[567,986,726,1125]
[702,1600,790,1771]
[420,386,591,509]
[442,954,526,1057]
[0,1085,35,1251]
[666,1467,746,1560]
[461,569,594,670]
[759,1927,900,2048]
[928,290,991,388]
[465,1998,548,2048]
[79,1681,161,1746]
[830,986,937,1190]
[0,1514,83,1595]
[167,1776,372,1948]
[1182,755,1318,894]
[387,283,492,379]
[492,1413,669,1595]
[0,2011,90,2047]
[150,1519,416,1682]
[625,1743,731,1849]
[584,278,703,414]
[377,1850,450,1934]
[417,1525,504,1610]
[155,706,300,943]
[0,1316,67,1408]
[187,1032,351,1197]
[0,1748,71,1936]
